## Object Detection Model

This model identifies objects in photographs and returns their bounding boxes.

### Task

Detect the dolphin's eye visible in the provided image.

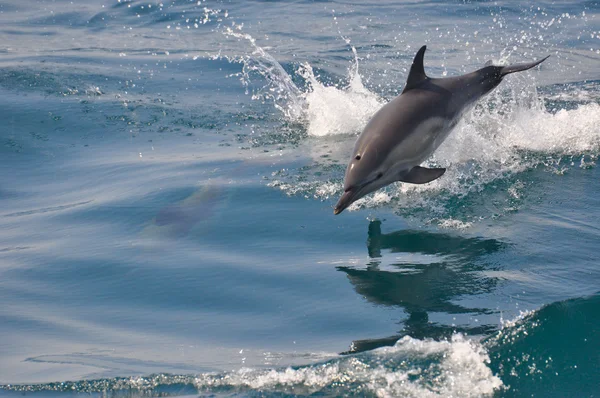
[377,172,383,179]
[355,154,361,160]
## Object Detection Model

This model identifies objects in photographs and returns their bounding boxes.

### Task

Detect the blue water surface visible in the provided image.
[1,0,599,396]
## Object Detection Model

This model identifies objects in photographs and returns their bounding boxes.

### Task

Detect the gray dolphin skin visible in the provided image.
[334,46,549,215]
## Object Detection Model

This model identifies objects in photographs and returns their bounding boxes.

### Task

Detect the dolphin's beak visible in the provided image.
[334,189,356,215]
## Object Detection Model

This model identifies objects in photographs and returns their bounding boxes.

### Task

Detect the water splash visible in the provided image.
[299,60,384,137]
[220,24,383,136]
[222,25,305,121]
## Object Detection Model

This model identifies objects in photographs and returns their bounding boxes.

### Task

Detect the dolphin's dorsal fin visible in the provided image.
[402,45,428,93]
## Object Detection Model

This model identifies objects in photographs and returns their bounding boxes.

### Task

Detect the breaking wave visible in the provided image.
[4,290,597,397]
[2,334,502,397]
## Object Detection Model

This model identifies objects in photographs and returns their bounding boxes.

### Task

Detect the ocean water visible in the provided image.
[0,0,599,396]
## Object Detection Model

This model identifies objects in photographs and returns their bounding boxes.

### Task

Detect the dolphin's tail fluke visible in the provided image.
[500,55,550,77]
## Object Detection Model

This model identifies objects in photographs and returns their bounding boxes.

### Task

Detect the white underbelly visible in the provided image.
[388,116,457,171]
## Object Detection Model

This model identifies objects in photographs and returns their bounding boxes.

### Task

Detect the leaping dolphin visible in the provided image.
[334,46,549,215]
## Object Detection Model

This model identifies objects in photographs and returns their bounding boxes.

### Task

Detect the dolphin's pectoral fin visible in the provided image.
[399,166,446,184]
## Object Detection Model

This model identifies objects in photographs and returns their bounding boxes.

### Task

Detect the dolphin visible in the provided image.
[333,46,549,215]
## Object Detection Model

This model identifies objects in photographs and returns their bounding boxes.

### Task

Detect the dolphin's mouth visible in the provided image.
[334,187,363,215]
[333,173,383,216]
[333,191,352,215]
[334,175,383,215]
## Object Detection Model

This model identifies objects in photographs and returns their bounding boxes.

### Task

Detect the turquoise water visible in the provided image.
[1,0,599,396]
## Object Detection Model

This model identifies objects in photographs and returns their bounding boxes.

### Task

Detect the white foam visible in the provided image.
[299,59,385,137]
[437,218,474,230]
[373,334,503,397]
[420,97,600,199]
[193,334,502,397]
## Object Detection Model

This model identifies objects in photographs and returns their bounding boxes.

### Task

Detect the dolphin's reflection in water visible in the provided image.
[339,220,506,353]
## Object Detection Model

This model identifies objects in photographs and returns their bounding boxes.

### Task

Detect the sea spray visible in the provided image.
[222,25,306,121]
